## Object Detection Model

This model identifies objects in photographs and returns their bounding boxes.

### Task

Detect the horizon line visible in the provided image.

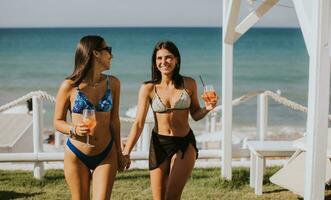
[0,26,301,29]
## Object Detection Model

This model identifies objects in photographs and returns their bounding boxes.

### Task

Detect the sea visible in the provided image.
[0,27,310,136]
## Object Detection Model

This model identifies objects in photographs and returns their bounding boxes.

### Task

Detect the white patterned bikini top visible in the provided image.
[151,85,191,113]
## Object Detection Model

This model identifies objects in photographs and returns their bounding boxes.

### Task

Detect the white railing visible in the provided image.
[257,93,268,141]
[206,90,331,141]
[32,96,45,179]
[1,90,331,179]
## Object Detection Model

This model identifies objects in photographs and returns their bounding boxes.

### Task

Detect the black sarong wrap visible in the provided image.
[149,129,199,170]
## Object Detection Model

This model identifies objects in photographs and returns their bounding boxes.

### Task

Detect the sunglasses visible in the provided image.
[98,46,112,54]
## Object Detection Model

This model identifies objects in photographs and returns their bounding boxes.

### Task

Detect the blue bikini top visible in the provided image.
[72,78,113,114]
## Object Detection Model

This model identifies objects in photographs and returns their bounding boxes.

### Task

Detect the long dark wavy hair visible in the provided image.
[145,40,183,88]
[66,35,105,87]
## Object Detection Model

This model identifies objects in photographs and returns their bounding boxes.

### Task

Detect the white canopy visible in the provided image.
[221,1,330,199]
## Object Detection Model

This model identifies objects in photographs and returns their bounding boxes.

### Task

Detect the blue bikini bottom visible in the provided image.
[66,138,114,170]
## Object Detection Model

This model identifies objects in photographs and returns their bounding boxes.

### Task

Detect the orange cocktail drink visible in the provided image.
[83,117,96,135]
[82,109,96,146]
[204,85,217,102]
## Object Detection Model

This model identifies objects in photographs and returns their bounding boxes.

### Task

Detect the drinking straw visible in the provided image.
[199,75,206,89]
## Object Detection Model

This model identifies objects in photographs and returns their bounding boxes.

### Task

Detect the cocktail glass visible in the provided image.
[82,109,96,147]
[204,85,217,102]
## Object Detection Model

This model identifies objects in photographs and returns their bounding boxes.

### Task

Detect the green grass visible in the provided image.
[0,167,330,199]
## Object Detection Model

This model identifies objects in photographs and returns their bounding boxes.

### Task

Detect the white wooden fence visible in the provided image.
[0,90,324,179]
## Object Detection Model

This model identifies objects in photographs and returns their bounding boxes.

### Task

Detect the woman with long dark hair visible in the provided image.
[123,40,218,200]
[54,35,125,199]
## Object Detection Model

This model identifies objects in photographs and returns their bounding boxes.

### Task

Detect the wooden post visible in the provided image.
[292,0,312,55]
[249,151,256,188]
[32,96,44,179]
[210,112,217,133]
[233,0,279,43]
[304,0,330,199]
[205,114,210,132]
[221,0,234,180]
[255,155,265,195]
[257,93,268,141]
[54,131,61,148]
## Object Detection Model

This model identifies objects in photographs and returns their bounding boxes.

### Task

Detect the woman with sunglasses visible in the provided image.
[123,40,218,200]
[54,35,125,199]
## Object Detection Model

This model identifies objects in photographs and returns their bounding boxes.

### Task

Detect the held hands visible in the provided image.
[117,153,126,172]
[201,92,218,110]
[122,152,131,170]
[116,151,131,172]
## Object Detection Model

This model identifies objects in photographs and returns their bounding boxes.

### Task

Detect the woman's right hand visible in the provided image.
[74,124,90,136]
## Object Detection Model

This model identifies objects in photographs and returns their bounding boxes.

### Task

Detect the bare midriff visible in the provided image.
[71,112,112,155]
[153,109,190,137]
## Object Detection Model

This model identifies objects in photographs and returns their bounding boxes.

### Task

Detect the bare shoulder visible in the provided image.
[107,75,120,96]
[108,75,120,87]
[59,79,75,92]
[56,79,75,101]
[139,82,155,98]
[140,82,154,93]
[183,76,197,88]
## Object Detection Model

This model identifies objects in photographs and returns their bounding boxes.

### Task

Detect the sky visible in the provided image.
[0,0,299,28]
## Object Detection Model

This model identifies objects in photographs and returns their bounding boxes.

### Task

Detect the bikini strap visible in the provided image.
[154,84,157,93]
[106,76,110,89]
[182,77,188,93]
[154,84,163,99]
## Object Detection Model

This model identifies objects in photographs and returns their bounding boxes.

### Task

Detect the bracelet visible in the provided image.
[69,126,74,138]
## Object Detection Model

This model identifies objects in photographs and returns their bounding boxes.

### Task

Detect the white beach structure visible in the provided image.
[221,0,330,199]
[0,2,329,199]
[0,104,33,153]
[0,113,33,153]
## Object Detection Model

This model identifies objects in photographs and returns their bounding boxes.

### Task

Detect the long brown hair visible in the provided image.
[66,35,105,87]
[145,40,183,89]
